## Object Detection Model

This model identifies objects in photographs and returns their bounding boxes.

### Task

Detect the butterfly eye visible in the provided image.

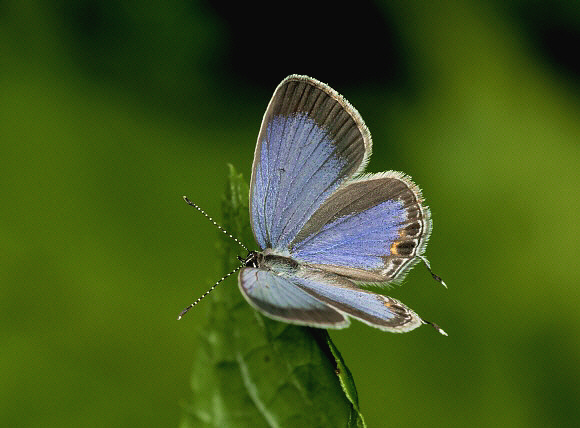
[241,251,261,268]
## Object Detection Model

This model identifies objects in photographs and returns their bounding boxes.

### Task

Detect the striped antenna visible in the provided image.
[177,265,242,320]
[182,196,248,252]
[179,196,249,320]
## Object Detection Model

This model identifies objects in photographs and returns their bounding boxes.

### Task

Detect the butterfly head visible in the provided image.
[238,251,263,268]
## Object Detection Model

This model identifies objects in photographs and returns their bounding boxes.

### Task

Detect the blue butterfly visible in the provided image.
[182,75,446,335]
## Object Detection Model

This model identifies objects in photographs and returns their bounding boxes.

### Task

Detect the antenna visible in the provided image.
[182,196,248,251]
[422,319,448,336]
[177,264,243,320]
[417,255,447,288]
[179,196,250,320]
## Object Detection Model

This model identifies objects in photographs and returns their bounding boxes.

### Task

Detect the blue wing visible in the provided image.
[250,75,372,251]
[292,270,425,333]
[238,267,349,328]
[290,172,432,284]
[238,267,425,333]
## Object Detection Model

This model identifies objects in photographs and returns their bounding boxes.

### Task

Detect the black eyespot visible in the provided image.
[396,241,415,256]
[404,222,421,237]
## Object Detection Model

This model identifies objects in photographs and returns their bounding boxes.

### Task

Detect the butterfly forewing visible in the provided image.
[250,75,372,250]
[238,267,349,328]
[239,265,423,333]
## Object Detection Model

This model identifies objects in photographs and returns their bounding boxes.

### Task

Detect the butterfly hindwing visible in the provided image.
[290,172,431,284]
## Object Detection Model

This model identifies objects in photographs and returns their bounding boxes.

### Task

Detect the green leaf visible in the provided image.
[180,165,367,428]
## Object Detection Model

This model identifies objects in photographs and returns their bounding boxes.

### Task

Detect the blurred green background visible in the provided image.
[2,1,579,427]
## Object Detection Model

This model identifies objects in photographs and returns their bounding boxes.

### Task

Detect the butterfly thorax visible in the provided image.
[242,250,299,273]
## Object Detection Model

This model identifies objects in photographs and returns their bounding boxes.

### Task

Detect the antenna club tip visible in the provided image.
[424,320,447,336]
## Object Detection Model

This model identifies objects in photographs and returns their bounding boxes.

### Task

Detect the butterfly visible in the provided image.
[180,75,446,335]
